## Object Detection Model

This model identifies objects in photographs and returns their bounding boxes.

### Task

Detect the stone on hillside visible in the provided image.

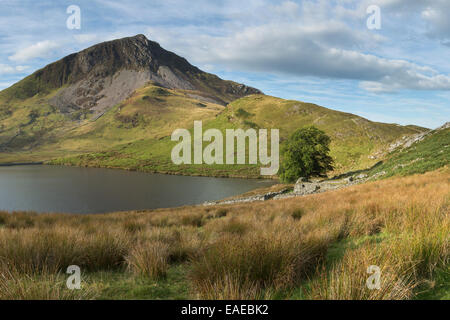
[356,173,368,180]
[436,122,450,131]
[344,176,354,183]
[294,179,320,195]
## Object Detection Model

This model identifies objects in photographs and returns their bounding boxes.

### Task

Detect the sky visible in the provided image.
[0,0,449,128]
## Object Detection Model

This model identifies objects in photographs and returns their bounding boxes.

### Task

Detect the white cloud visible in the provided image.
[148,18,450,93]
[364,0,450,43]
[1,0,450,97]
[421,2,450,42]
[0,64,29,75]
[8,40,60,62]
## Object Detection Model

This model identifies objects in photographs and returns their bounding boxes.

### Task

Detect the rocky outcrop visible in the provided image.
[355,173,368,179]
[436,122,450,131]
[5,34,261,114]
[387,131,430,153]
[203,189,290,206]
[293,177,321,195]
[203,169,390,207]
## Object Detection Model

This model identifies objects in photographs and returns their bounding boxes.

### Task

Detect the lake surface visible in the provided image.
[0,165,276,214]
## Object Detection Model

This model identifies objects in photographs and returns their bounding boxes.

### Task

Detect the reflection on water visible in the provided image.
[0,165,276,214]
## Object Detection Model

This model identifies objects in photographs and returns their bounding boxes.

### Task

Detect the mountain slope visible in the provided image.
[0,82,226,162]
[366,122,449,179]
[0,34,431,177]
[0,34,259,158]
[223,95,427,171]
[0,34,260,108]
[48,94,429,177]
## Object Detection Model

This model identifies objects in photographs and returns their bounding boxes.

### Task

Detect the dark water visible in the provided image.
[0,165,276,214]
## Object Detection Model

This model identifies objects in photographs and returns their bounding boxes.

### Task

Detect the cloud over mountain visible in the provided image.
[0,0,448,128]
[146,1,450,93]
[9,40,61,62]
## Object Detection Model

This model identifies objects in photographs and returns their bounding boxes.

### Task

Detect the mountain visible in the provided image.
[0,34,430,176]
[0,34,260,114]
[366,122,449,179]
[0,34,259,156]
[49,94,429,177]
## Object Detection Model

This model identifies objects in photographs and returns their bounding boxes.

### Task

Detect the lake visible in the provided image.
[0,165,276,214]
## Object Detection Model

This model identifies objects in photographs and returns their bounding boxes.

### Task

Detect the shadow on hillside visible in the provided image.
[327,161,384,181]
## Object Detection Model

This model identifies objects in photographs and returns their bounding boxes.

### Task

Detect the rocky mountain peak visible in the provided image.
[2,34,261,117]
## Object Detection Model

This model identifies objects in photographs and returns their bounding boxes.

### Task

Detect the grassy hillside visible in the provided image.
[47,94,427,177]
[367,126,449,179]
[0,33,433,178]
[0,83,225,162]
[0,168,448,300]
[0,34,264,166]
[226,95,426,170]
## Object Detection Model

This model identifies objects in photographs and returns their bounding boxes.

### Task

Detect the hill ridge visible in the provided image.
[0,35,435,176]
[0,34,261,110]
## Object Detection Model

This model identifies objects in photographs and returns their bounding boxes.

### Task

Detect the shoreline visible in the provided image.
[0,161,44,167]
[0,160,276,180]
[45,161,279,180]
[0,162,280,215]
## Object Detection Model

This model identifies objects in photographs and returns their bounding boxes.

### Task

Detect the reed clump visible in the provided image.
[0,168,447,299]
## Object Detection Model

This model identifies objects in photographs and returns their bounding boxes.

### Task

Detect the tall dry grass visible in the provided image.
[0,167,447,299]
[0,261,96,300]
[190,230,328,299]
[126,241,170,279]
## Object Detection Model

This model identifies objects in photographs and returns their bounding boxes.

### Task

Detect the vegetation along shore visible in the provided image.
[0,167,448,300]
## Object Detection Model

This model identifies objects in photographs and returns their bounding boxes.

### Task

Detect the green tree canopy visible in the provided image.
[279,126,334,183]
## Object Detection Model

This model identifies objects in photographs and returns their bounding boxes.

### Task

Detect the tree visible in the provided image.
[279,126,334,183]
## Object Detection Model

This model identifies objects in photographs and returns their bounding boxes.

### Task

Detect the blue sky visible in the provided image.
[0,0,449,128]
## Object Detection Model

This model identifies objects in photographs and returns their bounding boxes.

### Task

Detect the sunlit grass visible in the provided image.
[0,167,448,299]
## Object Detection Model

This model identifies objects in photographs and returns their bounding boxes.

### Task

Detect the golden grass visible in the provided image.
[126,241,170,279]
[0,167,448,299]
[0,261,96,300]
[307,245,418,300]
[189,230,327,299]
